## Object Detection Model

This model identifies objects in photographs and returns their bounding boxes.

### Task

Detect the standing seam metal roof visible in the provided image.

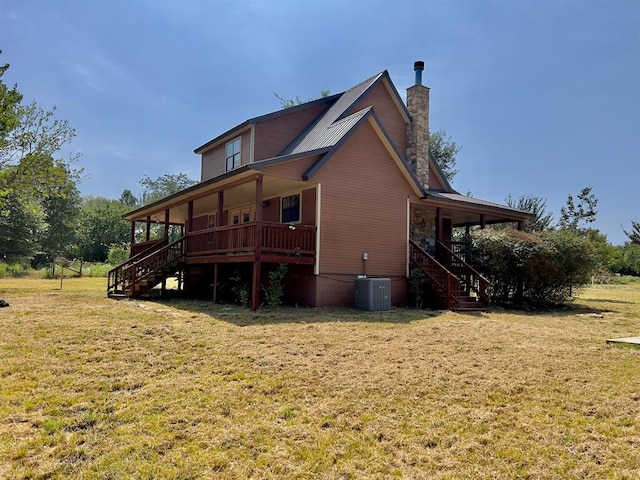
[281,72,384,156]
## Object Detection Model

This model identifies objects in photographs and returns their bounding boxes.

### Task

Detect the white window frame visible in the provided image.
[225,137,241,171]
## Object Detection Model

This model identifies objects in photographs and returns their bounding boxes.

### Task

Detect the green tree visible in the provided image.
[506,194,554,232]
[429,129,461,183]
[139,173,197,205]
[558,186,598,231]
[119,189,138,208]
[76,197,130,262]
[623,221,640,244]
[0,51,81,260]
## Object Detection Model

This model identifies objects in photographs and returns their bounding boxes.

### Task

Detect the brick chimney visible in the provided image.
[406,60,430,190]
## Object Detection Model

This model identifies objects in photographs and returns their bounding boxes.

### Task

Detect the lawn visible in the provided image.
[0,278,638,479]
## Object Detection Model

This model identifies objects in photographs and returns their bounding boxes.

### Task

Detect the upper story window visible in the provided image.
[281,194,300,223]
[226,137,241,171]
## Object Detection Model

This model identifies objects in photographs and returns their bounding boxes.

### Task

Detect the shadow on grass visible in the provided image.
[138,290,619,326]
[143,293,446,326]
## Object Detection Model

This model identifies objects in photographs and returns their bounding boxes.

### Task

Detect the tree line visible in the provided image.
[0,51,195,265]
[2,57,638,293]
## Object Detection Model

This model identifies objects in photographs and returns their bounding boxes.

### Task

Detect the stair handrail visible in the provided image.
[436,240,490,305]
[124,237,186,294]
[409,240,461,308]
[107,238,168,295]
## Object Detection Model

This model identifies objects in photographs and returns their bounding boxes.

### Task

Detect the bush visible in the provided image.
[0,261,31,278]
[107,243,130,266]
[469,229,597,306]
[262,263,288,306]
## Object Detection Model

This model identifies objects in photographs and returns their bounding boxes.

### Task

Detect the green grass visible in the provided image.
[0,278,638,479]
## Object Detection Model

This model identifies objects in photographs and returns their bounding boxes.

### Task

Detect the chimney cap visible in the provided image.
[414,60,425,71]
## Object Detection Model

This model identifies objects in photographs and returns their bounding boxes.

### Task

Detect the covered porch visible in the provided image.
[408,194,530,310]
[109,169,319,309]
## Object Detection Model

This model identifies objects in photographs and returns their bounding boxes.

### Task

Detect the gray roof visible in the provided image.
[425,191,531,216]
[281,72,384,155]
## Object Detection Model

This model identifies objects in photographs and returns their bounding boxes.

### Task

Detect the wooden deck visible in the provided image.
[184,221,316,264]
[108,221,317,302]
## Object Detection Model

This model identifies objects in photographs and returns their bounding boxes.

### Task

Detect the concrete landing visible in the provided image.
[606,337,640,346]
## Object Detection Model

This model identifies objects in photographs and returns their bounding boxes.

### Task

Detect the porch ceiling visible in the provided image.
[140,175,310,224]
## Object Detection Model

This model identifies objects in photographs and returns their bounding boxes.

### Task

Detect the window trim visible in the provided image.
[225,137,242,172]
[281,193,301,224]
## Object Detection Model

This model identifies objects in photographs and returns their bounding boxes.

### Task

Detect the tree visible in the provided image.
[558,186,598,231]
[506,194,554,232]
[429,129,461,183]
[119,189,139,208]
[0,51,81,260]
[76,197,130,262]
[139,173,197,205]
[623,221,640,244]
[274,90,331,109]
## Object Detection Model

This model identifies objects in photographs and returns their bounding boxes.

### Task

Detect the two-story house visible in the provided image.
[108,62,531,310]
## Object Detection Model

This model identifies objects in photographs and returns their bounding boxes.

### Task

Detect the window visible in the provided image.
[226,137,241,171]
[207,214,216,229]
[281,194,300,223]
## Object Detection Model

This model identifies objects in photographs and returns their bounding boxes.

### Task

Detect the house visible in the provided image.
[108,61,532,310]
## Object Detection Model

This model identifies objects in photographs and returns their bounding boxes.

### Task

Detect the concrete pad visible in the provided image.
[606,337,640,346]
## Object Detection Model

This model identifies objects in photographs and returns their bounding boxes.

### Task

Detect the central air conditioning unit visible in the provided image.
[355,277,391,311]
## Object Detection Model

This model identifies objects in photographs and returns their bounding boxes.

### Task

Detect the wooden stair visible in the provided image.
[409,240,490,311]
[108,237,185,299]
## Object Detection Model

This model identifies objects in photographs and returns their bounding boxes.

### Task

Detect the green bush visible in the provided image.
[107,243,130,267]
[469,229,597,306]
[0,261,31,278]
[262,263,288,306]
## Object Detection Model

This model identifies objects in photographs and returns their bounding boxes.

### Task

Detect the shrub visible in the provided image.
[262,263,288,306]
[469,229,597,306]
[107,243,130,266]
[409,268,426,308]
[0,261,31,278]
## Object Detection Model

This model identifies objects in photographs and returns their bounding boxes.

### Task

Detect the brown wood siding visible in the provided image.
[201,129,252,181]
[301,187,316,226]
[314,275,407,307]
[313,121,413,281]
[263,197,281,223]
[253,103,330,160]
[192,215,208,232]
[348,81,407,157]
[261,155,320,181]
[428,167,444,190]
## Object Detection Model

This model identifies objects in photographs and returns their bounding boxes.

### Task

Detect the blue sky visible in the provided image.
[2,0,638,244]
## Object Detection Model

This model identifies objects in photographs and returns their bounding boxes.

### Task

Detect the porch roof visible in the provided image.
[421,191,534,227]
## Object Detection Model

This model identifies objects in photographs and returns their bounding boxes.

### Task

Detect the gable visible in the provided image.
[346,78,408,156]
[253,102,331,161]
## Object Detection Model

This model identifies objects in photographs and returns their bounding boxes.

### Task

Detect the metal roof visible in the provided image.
[282,72,384,155]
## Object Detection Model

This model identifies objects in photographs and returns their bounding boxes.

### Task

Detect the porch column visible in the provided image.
[187,200,194,233]
[146,216,151,241]
[251,174,263,311]
[480,214,486,229]
[436,208,441,241]
[217,191,224,226]
[164,209,170,239]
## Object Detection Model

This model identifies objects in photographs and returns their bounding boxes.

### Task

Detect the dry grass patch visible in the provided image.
[0,278,638,479]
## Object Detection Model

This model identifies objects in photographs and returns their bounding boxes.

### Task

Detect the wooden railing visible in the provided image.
[108,238,168,295]
[409,240,461,308]
[107,237,184,297]
[130,239,164,257]
[185,222,316,258]
[436,240,489,305]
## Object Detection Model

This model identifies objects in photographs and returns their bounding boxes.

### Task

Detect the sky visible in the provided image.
[1,0,638,245]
